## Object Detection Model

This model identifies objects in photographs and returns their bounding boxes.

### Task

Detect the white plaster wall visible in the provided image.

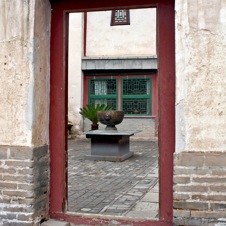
[86,8,156,57]
[32,0,51,146]
[176,0,226,152]
[68,13,83,134]
[0,0,50,146]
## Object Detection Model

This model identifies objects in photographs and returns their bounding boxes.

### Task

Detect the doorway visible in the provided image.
[67,8,159,219]
[49,0,175,225]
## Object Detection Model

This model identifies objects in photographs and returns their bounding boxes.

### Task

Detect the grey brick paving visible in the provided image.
[68,138,159,219]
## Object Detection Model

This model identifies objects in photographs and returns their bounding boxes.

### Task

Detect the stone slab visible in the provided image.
[85,151,134,162]
[142,191,159,202]
[126,210,158,219]
[84,130,141,136]
[81,57,157,70]
[84,130,140,162]
[41,219,70,226]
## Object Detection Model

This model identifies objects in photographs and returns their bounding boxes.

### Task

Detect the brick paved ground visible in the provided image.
[67,138,159,219]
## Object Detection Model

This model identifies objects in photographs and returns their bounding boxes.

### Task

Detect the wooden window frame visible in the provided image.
[88,78,118,110]
[87,75,152,116]
[121,77,152,116]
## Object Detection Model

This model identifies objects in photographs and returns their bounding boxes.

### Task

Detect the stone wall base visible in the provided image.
[0,145,49,225]
[173,151,226,226]
[174,216,226,226]
[174,209,226,225]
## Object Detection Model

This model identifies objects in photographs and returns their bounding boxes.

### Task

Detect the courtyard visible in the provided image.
[67,138,159,219]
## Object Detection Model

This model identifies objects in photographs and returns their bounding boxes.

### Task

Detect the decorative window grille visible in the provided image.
[122,78,152,115]
[111,10,130,26]
[89,79,117,110]
[88,77,152,116]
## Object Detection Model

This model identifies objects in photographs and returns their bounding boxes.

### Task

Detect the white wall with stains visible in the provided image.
[176,0,226,152]
[68,9,156,136]
[86,8,156,57]
[0,0,50,146]
[68,13,84,134]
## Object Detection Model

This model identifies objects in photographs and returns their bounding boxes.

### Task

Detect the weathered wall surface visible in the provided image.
[176,0,226,153]
[0,0,50,146]
[68,13,84,135]
[174,0,226,225]
[0,0,35,146]
[86,8,156,57]
[0,0,51,224]
[32,0,51,146]
[0,145,49,225]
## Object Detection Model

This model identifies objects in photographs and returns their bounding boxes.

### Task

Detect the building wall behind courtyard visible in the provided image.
[68,9,157,139]
[86,9,156,57]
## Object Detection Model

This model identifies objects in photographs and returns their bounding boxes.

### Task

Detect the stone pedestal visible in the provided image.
[85,130,140,162]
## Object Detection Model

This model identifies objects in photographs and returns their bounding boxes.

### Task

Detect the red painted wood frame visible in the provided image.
[50,0,175,225]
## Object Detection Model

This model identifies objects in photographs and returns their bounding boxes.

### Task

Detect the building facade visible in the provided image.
[68,9,158,139]
[0,0,226,225]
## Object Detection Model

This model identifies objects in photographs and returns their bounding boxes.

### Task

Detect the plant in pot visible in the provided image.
[79,104,112,130]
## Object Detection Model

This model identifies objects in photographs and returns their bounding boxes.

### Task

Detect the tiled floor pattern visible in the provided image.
[67,139,159,219]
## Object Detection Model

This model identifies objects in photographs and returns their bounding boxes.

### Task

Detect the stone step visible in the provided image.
[41,219,70,226]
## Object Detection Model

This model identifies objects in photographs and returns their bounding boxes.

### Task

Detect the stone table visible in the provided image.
[84,130,141,162]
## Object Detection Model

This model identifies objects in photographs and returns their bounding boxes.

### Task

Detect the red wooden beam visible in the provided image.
[157,1,175,221]
[83,12,87,56]
[50,7,66,212]
[51,212,172,226]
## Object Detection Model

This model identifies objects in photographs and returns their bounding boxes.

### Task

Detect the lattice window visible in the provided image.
[89,79,117,110]
[122,98,151,115]
[90,98,117,110]
[122,79,151,95]
[122,78,152,115]
[111,10,130,26]
[88,77,152,116]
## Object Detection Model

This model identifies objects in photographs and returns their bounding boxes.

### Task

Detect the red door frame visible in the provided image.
[49,0,175,225]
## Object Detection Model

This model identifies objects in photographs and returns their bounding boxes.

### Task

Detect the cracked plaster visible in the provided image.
[0,0,50,146]
[176,0,226,152]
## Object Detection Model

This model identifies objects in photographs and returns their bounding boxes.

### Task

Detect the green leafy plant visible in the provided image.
[79,104,112,130]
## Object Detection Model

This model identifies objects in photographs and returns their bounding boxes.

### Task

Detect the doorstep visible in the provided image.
[41,219,70,226]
